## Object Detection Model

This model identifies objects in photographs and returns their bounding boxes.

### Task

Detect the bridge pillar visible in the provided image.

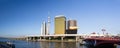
[61,36,64,41]
[32,37,34,41]
[26,37,29,41]
[33,37,36,41]
[49,37,51,40]
[94,40,97,46]
[76,36,79,41]
[40,37,41,40]
[43,36,46,39]
[29,37,31,40]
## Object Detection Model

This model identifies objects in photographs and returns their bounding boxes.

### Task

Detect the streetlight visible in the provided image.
[102,29,106,35]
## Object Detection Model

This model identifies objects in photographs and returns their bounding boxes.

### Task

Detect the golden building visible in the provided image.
[55,15,66,34]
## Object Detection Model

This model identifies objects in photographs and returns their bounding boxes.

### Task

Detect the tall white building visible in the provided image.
[46,16,50,35]
[40,16,50,35]
[41,21,46,35]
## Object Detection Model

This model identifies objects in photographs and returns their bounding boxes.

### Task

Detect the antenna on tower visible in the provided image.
[48,11,50,23]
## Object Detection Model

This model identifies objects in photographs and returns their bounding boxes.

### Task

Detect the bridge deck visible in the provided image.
[26,34,84,37]
[84,37,120,41]
[84,37,120,47]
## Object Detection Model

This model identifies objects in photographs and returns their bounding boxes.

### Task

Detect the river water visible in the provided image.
[0,38,88,48]
[0,38,120,48]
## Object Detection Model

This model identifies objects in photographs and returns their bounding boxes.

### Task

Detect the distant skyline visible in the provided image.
[0,0,120,37]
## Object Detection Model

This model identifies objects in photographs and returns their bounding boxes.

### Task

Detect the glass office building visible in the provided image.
[55,15,66,34]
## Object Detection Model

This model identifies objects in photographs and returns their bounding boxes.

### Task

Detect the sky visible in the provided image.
[0,0,120,37]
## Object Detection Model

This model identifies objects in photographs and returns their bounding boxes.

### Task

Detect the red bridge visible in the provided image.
[84,37,120,48]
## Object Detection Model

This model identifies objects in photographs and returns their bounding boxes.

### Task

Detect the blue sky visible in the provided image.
[0,0,120,37]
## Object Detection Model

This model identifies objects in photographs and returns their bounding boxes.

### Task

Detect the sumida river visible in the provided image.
[0,38,88,48]
[0,38,120,48]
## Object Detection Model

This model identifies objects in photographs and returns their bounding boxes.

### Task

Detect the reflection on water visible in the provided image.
[0,38,86,48]
[1,38,119,48]
[40,42,86,48]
